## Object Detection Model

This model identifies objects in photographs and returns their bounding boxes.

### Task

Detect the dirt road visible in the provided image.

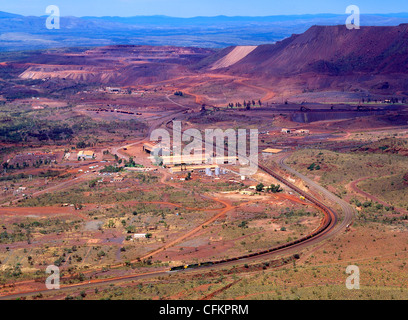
[349,176,408,215]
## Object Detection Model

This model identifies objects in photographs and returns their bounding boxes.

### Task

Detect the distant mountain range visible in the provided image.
[1,11,408,51]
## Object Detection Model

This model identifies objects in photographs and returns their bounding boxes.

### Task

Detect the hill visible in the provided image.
[208,25,408,97]
[219,24,408,75]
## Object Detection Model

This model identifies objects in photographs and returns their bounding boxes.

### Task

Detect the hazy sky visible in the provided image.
[1,0,407,17]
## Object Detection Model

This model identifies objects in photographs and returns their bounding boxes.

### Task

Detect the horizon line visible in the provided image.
[2,10,408,19]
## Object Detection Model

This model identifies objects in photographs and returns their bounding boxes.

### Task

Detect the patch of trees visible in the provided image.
[76,141,89,149]
[267,184,282,193]
[255,183,282,193]
[307,163,321,171]
[0,172,30,181]
[238,221,248,228]
[38,170,61,178]
[88,179,99,188]
[124,157,143,168]
[100,165,123,173]
[0,118,74,143]
[3,89,40,101]
[227,99,262,109]
[1,109,147,145]
[135,173,158,184]
[279,209,312,218]
[0,231,26,244]
[28,126,74,142]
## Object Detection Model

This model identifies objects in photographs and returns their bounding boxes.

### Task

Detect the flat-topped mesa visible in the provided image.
[17,45,215,85]
[216,24,408,76]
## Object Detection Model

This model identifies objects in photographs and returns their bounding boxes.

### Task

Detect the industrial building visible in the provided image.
[262,148,283,155]
[158,155,239,166]
[169,164,219,174]
[77,150,95,160]
[295,129,310,134]
[142,142,156,154]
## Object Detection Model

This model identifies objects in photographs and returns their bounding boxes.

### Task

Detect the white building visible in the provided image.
[77,150,95,160]
[133,233,147,239]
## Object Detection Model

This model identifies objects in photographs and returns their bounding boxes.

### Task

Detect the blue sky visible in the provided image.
[1,0,407,17]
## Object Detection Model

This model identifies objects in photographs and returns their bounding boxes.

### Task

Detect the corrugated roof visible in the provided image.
[78,150,94,156]
[262,148,283,153]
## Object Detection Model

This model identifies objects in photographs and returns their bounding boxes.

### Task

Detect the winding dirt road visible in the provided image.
[349,176,408,215]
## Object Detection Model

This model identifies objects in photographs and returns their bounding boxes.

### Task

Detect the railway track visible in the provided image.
[168,161,338,271]
[159,105,353,269]
[277,154,355,238]
[0,99,355,300]
[0,158,346,300]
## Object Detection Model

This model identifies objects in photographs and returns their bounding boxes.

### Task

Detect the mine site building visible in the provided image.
[262,148,283,155]
[77,150,95,160]
[159,155,239,166]
[281,128,292,134]
[169,164,219,174]
[295,129,310,134]
[143,142,158,154]
[106,87,122,93]
[143,142,170,156]
[240,190,255,195]
[133,234,146,239]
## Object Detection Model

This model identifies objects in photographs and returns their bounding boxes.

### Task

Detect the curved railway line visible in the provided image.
[0,98,355,300]
[168,161,340,271]
[158,99,354,269]
[0,157,350,300]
